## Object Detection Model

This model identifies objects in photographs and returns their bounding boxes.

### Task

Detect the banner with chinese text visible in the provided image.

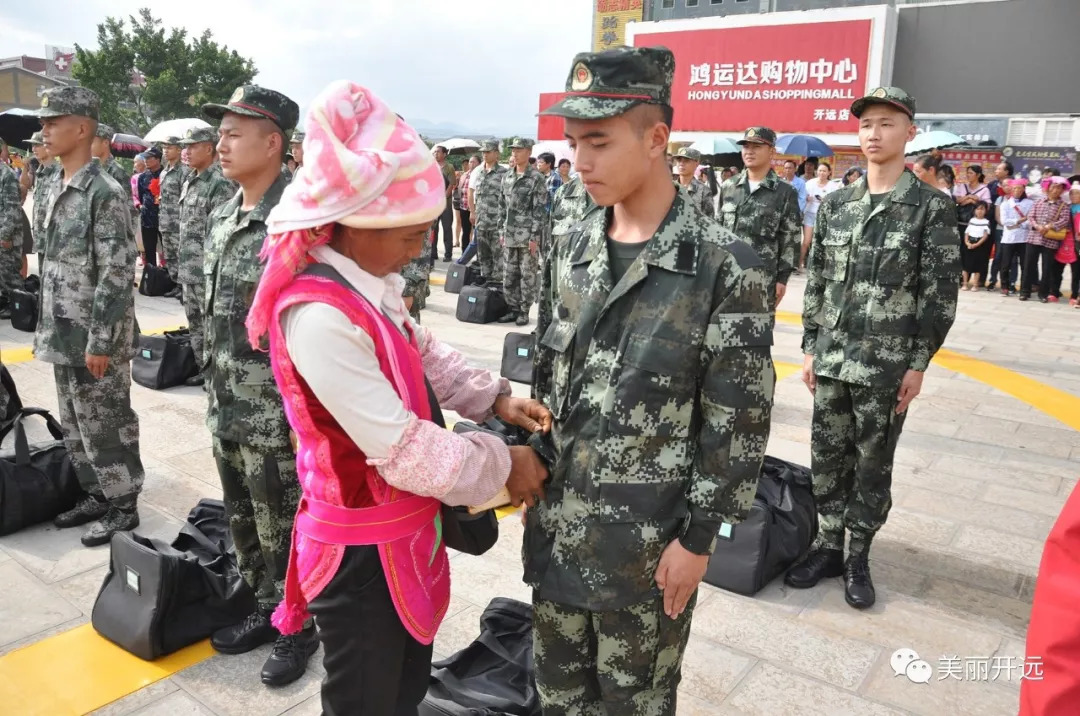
[1001,146,1078,181]
[632,20,873,133]
[593,0,644,52]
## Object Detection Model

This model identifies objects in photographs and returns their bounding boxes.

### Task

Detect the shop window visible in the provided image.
[1006,120,1039,146]
[711,0,723,4]
[687,0,699,6]
[1044,119,1076,146]
[662,0,674,7]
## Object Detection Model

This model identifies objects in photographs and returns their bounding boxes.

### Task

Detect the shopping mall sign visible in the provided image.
[626,7,896,134]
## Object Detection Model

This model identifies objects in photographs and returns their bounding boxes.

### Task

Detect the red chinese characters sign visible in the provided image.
[632,20,873,134]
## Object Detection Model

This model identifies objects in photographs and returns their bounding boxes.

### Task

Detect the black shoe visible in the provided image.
[844,554,876,609]
[80,506,139,547]
[211,609,278,655]
[55,494,110,528]
[1018,295,1029,301]
[514,312,529,327]
[184,373,205,387]
[784,548,844,588]
[1040,298,1049,303]
[497,311,517,324]
[261,626,319,687]
[442,255,452,262]
[0,308,9,320]
[163,286,182,299]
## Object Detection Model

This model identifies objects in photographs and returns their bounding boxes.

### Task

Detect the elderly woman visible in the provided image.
[244,81,550,716]
[1020,176,1072,303]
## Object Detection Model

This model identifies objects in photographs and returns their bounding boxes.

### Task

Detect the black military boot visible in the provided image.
[184,373,205,387]
[514,312,529,327]
[497,310,518,324]
[211,606,278,654]
[784,547,844,588]
[81,505,139,547]
[844,553,876,609]
[55,493,110,528]
[261,624,319,687]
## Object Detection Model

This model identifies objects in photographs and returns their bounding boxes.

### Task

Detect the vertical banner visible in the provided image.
[593,0,644,52]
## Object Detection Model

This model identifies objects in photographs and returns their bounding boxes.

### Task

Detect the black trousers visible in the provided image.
[1022,245,1057,300]
[438,204,454,259]
[459,209,472,254]
[142,226,160,265]
[308,545,433,716]
[988,230,1003,285]
[997,243,1025,291]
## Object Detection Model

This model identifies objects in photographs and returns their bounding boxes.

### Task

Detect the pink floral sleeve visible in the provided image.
[415,324,511,423]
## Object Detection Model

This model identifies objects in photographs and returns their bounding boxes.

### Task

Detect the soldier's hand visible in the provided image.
[494,395,553,434]
[505,446,548,508]
[896,369,924,415]
[775,282,787,307]
[85,353,109,379]
[655,540,709,619]
[801,354,816,395]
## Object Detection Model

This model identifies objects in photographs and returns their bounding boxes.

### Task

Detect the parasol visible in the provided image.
[432,137,481,155]
[0,109,42,151]
[689,137,740,156]
[905,130,967,156]
[144,118,211,144]
[775,134,834,158]
[111,133,150,159]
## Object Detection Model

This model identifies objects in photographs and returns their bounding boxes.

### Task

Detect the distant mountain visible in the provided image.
[410,118,535,141]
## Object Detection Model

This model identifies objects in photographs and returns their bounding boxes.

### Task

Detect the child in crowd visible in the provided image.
[963,201,992,290]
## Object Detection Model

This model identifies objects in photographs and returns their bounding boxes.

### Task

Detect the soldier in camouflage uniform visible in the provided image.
[0,152,24,416]
[288,130,304,169]
[531,47,774,715]
[27,132,58,253]
[672,147,714,218]
[90,123,130,188]
[177,126,236,380]
[500,137,549,326]
[158,137,186,293]
[200,86,318,686]
[718,127,802,316]
[32,86,145,547]
[469,138,508,285]
[787,87,959,610]
[401,219,433,322]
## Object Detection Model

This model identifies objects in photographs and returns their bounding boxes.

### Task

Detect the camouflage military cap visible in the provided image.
[94,123,114,140]
[178,126,217,146]
[851,86,916,119]
[480,139,500,152]
[540,45,674,120]
[203,85,300,132]
[35,86,100,120]
[737,126,777,146]
[26,131,44,145]
[674,147,702,162]
[163,136,182,147]
[509,137,535,150]
[289,130,305,145]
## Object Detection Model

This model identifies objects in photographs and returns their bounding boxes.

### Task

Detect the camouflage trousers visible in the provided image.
[503,246,539,313]
[401,260,431,324]
[181,282,206,369]
[53,363,144,509]
[811,376,907,557]
[213,437,301,608]
[533,593,696,716]
[475,228,504,283]
[160,231,180,282]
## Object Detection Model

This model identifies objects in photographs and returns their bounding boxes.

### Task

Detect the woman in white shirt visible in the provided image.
[802,162,835,251]
[997,180,1034,295]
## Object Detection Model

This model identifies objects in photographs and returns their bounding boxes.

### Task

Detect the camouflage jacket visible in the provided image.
[204,173,291,449]
[32,162,58,252]
[472,163,508,233]
[677,178,715,218]
[178,164,236,285]
[33,161,138,365]
[157,161,186,233]
[802,169,959,389]
[501,165,548,248]
[401,220,434,314]
[718,169,802,296]
[95,156,130,189]
[528,190,775,610]
[0,164,23,292]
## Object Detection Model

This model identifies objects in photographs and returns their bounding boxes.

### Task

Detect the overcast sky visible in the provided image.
[0,0,593,136]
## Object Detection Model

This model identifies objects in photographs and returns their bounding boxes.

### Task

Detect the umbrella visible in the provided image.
[144,118,210,144]
[432,137,480,155]
[531,140,573,164]
[0,108,41,151]
[689,137,740,156]
[905,130,967,156]
[111,133,150,159]
[775,134,834,158]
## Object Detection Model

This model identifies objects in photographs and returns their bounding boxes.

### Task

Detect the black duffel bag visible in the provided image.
[456,285,509,325]
[10,275,40,333]
[419,598,540,716]
[0,408,81,536]
[138,264,176,297]
[132,329,198,390]
[501,332,535,385]
[445,264,481,294]
[91,498,256,661]
[703,456,818,596]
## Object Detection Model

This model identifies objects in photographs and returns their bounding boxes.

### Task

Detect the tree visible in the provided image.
[73,8,256,135]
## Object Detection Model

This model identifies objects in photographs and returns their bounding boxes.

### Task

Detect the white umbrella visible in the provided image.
[432,137,480,155]
[144,118,211,144]
[905,130,968,156]
[531,140,573,164]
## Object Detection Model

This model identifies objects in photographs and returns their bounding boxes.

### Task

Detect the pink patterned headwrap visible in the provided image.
[246,80,446,347]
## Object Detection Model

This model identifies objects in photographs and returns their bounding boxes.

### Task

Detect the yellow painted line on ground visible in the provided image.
[431,274,446,286]
[775,361,800,382]
[0,624,213,716]
[2,325,187,367]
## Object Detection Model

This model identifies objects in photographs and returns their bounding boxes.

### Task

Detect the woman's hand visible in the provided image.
[506,446,548,508]
[494,395,553,434]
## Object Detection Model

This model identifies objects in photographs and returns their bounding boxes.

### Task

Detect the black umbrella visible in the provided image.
[111,133,150,159]
[0,109,40,151]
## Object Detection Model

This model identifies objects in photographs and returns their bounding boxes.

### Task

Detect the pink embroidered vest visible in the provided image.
[268,271,451,644]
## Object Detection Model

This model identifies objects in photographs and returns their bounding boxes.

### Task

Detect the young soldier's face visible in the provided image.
[217,114,280,181]
[741,142,772,171]
[858,106,916,164]
[564,110,667,207]
[40,115,88,158]
[674,157,697,178]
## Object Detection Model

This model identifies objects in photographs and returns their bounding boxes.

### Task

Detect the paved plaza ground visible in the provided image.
[1,260,1075,715]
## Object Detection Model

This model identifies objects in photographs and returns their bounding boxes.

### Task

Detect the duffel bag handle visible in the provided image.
[3,408,66,465]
